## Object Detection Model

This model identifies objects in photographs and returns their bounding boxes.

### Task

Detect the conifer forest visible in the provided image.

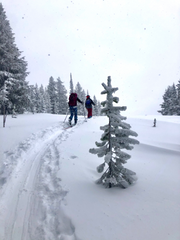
[0,2,180,118]
[0,3,101,118]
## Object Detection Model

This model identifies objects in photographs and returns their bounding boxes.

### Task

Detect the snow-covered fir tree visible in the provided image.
[34,84,41,113]
[170,83,178,114]
[39,84,46,113]
[177,80,180,100]
[158,83,179,115]
[44,88,51,113]
[27,85,36,113]
[0,3,28,114]
[89,76,139,188]
[176,80,180,115]
[47,76,58,114]
[0,82,8,105]
[97,101,102,116]
[56,77,68,114]
[27,84,52,114]
[92,95,98,116]
[69,73,74,94]
[80,89,86,116]
[92,95,102,116]
[75,82,85,115]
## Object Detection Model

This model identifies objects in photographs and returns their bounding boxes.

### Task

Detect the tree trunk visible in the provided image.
[108,161,112,188]
[3,104,7,128]
[108,117,112,188]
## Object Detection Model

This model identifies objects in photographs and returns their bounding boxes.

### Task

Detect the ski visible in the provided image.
[64,123,76,130]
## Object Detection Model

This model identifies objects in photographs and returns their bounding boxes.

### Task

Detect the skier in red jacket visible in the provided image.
[85,95,95,118]
[68,93,83,125]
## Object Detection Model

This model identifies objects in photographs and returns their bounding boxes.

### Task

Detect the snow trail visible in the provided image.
[0,114,180,240]
[0,122,81,240]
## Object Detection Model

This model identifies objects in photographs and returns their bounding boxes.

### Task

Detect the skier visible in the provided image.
[85,95,95,119]
[68,92,83,125]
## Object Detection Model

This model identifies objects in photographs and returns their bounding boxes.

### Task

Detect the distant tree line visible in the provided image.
[158,81,180,115]
[0,3,101,120]
[27,76,101,116]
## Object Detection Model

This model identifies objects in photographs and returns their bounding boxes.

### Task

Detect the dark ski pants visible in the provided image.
[87,108,92,118]
[69,106,78,123]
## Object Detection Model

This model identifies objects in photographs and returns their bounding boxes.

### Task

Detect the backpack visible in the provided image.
[85,98,91,107]
[69,93,77,106]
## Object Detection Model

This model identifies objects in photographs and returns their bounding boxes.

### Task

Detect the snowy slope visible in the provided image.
[0,113,180,240]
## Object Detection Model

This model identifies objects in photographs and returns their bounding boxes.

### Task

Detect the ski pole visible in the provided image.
[83,104,87,121]
[63,108,69,123]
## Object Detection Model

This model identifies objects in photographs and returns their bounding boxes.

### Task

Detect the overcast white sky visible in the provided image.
[1,0,180,115]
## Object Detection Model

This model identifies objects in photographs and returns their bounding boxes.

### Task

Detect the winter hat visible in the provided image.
[86,95,90,98]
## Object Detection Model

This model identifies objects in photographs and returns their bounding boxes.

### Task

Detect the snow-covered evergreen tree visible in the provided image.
[97,101,102,116]
[47,76,58,114]
[56,77,68,114]
[158,86,172,115]
[81,89,86,108]
[44,88,51,113]
[75,82,84,115]
[170,83,178,115]
[92,95,98,116]
[27,85,36,113]
[0,3,29,114]
[158,84,178,115]
[89,76,139,188]
[34,84,41,113]
[39,84,46,113]
[0,82,8,104]
[176,80,180,115]
[69,73,74,94]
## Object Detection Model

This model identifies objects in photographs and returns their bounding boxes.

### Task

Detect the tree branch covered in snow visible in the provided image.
[0,3,29,116]
[89,76,139,189]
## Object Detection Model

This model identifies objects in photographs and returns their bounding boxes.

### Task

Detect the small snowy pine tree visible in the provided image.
[89,76,139,188]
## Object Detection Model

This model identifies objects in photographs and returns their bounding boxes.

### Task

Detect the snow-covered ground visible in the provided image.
[0,113,180,240]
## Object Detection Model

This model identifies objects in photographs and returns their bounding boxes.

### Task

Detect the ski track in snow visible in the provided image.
[1,116,179,240]
[0,122,81,240]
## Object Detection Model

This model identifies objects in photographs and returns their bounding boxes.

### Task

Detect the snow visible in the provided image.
[0,113,180,240]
